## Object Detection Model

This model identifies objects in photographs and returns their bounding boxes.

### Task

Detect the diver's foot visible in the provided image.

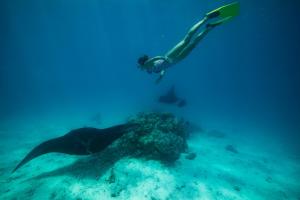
[206,23,215,29]
[206,11,220,19]
[206,22,219,29]
[206,16,232,29]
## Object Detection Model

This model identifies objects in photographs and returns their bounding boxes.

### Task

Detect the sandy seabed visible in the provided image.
[0,117,299,200]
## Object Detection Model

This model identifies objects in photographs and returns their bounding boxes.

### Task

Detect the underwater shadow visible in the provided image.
[30,147,126,181]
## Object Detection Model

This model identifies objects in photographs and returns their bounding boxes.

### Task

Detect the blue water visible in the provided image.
[0,0,300,198]
[0,0,300,200]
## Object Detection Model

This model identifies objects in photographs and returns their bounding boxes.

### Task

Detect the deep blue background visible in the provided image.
[1,0,299,149]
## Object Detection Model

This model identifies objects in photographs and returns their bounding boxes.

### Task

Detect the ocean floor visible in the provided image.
[0,115,299,200]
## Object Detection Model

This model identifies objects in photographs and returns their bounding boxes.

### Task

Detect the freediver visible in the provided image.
[137,2,240,83]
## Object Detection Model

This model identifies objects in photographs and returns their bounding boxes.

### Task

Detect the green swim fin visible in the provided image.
[206,2,240,19]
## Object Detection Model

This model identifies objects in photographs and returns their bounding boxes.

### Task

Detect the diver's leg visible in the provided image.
[176,17,231,61]
[175,26,212,61]
[165,17,208,61]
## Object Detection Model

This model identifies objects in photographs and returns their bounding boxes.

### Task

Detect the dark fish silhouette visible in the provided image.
[177,99,187,107]
[158,86,187,107]
[158,86,179,104]
[12,123,137,173]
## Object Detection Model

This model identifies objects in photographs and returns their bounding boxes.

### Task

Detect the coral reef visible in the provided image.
[106,112,189,162]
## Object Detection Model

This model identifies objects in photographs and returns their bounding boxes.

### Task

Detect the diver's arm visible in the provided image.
[155,70,165,84]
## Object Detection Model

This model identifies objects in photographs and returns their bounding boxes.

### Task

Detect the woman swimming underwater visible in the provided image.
[137,2,240,83]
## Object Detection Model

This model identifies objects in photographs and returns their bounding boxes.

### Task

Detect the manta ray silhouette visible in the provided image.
[12,123,137,173]
[158,86,187,107]
[158,86,179,104]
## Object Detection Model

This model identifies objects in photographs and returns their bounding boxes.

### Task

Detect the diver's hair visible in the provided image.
[138,55,149,66]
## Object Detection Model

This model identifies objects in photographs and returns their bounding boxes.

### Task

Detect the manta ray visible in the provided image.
[158,85,179,104]
[12,123,137,173]
[158,86,187,107]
